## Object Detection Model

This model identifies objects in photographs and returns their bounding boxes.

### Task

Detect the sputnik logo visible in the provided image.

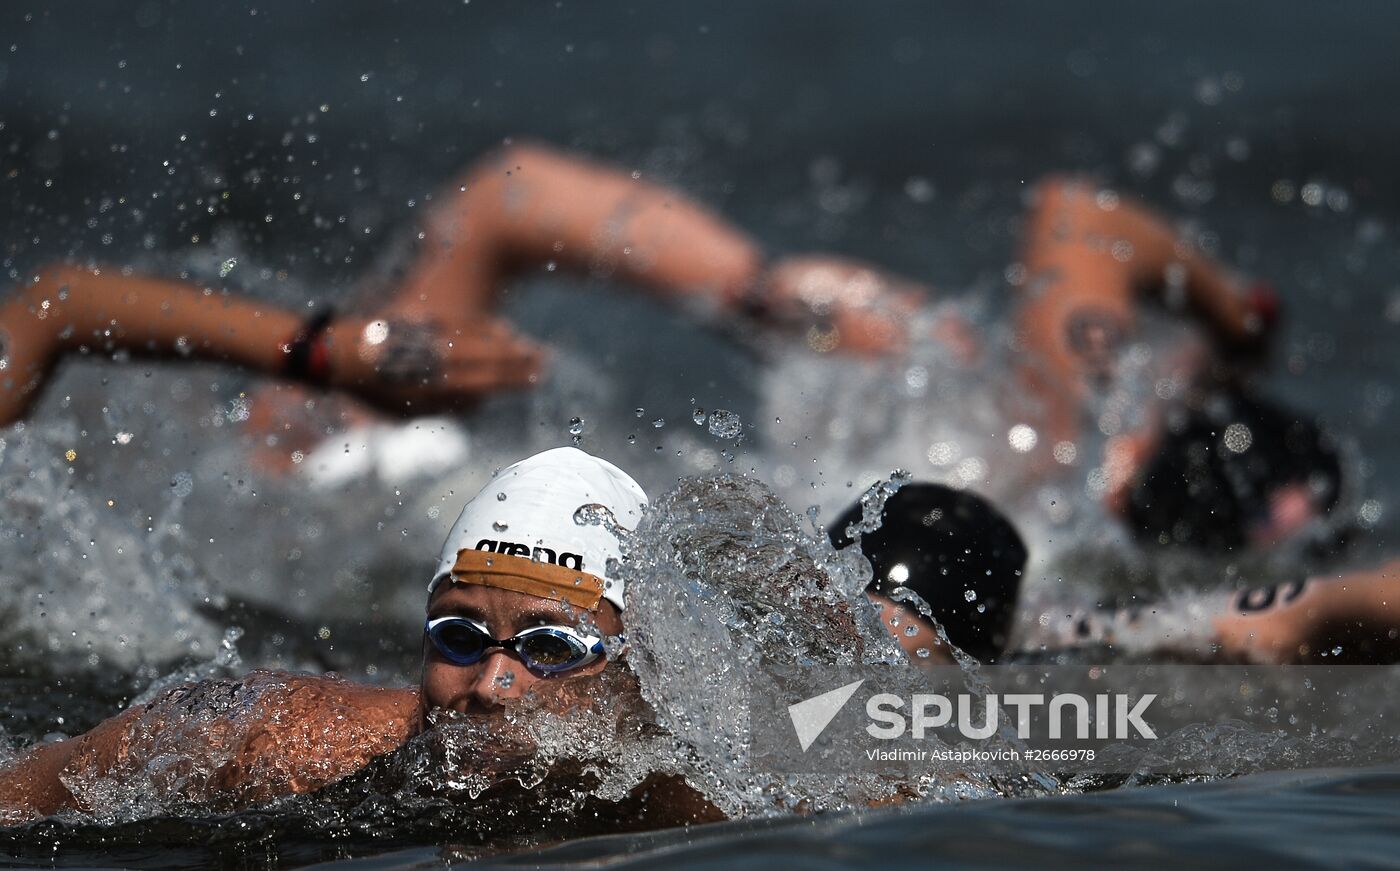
[787,679,865,752]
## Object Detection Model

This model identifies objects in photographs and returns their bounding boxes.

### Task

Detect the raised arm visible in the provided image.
[0,265,545,425]
[1012,178,1274,443]
[388,142,923,355]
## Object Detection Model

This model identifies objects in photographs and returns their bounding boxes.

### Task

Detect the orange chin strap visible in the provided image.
[448,549,606,611]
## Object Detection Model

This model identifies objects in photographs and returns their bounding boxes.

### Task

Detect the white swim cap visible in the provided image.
[428,447,647,611]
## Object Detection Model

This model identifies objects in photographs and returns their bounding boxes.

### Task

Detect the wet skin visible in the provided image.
[867,591,956,666]
[0,582,660,821]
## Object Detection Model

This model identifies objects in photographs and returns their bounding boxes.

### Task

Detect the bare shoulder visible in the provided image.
[190,671,420,800]
[236,670,419,718]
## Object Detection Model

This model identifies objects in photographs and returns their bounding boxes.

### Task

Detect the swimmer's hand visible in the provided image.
[1211,599,1313,664]
[1213,561,1400,664]
[326,314,549,414]
[759,256,925,356]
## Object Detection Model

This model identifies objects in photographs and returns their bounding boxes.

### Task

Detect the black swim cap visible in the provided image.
[831,483,1027,662]
[1125,387,1343,552]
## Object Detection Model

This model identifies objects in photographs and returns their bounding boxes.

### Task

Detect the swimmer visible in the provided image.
[0,447,720,825]
[1008,178,1344,554]
[834,483,1400,666]
[830,483,1027,664]
[2,150,1338,549]
[0,143,915,475]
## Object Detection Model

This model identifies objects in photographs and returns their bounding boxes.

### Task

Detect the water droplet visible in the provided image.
[496,492,507,501]
[1008,424,1038,453]
[903,624,919,637]
[170,471,194,497]
[567,416,585,435]
[652,418,665,429]
[692,407,707,425]
[707,409,742,439]
[218,257,237,278]
[1223,423,1253,453]
[964,589,978,602]
[492,521,509,532]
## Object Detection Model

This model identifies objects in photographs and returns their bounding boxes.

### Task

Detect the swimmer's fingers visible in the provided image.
[1211,607,1308,664]
[328,315,547,410]
[827,299,915,356]
[1165,249,1279,354]
[763,255,927,356]
[441,333,550,392]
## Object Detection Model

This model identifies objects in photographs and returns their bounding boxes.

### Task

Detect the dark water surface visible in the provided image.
[6,767,1394,870]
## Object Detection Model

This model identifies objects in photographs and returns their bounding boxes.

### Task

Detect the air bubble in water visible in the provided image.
[218,257,237,278]
[964,589,977,602]
[492,521,509,532]
[692,407,707,425]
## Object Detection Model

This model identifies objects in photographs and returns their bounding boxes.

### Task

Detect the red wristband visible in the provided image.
[280,308,336,384]
[1244,281,1279,331]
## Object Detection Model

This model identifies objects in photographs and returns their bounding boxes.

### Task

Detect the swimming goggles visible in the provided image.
[424,616,606,675]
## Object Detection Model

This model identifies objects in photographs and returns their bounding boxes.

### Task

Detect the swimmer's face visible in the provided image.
[421,582,624,715]
[866,591,955,666]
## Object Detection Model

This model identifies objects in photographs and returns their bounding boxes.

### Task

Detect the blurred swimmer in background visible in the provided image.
[834,482,1398,667]
[0,146,1347,556]
[1008,178,1344,556]
[0,142,916,485]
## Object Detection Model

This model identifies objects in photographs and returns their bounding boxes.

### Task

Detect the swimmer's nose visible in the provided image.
[465,649,526,710]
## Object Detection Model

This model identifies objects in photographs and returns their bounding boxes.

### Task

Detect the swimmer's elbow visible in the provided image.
[1027,175,1097,212]
[26,262,92,299]
[460,139,565,188]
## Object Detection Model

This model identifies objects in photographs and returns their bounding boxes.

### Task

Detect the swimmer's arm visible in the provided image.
[391,142,924,354]
[0,705,143,821]
[0,266,540,424]
[0,266,301,424]
[0,738,82,821]
[1013,177,1266,440]
[1212,560,1400,663]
